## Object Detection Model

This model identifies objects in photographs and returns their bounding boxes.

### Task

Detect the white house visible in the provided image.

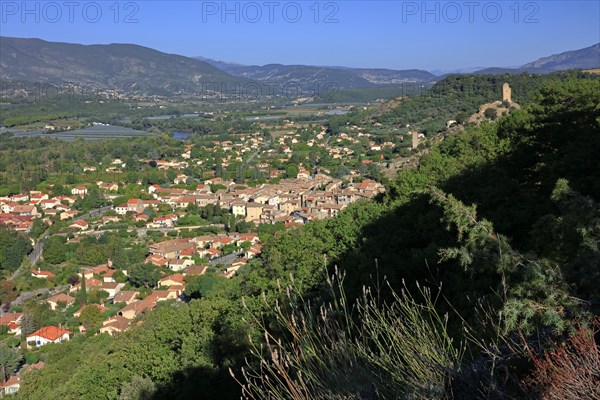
[26,326,71,348]
[0,375,20,396]
[71,186,88,197]
[115,204,128,215]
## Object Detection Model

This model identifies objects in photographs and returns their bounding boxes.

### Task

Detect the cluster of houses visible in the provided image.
[0,188,86,232]
[0,185,96,232]
[184,133,266,168]
[139,174,384,226]
[1,260,213,357]
[145,232,261,277]
[85,172,384,239]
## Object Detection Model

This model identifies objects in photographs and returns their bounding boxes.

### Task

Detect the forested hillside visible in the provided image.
[368,71,595,134]
[14,76,600,399]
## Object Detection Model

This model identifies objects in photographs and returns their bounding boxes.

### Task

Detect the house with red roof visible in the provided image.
[158,273,186,288]
[0,313,23,335]
[148,184,162,194]
[40,198,60,209]
[127,198,144,214]
[45,293,76,310]
[99,315,131,336]
[12,205,38,217]
[245,244,263,259]
[179,247,195,259]
[148,238,194,259]
[146,254,168,267]
[87,263,110,277]
[0,202,16,213]
[102,215,121,224]
[237,233,260,245]
[168,258,191,272]
[0,375,20,396]
[143,200,161,208]
[118,299,157,320]
[146,215,175,229]
[97,182,119,192]
[145,290,179,303]
[10,193,29,202]
[60,210,78,220]
[112,290,139,305]
[196,184,211,193]
[55,203,70,212]
[14,221,34,232]
[186,265,208,276]
[26,326,72,348]
[31,268,55,279]
[134,213,149,222]
[223,258,248,279]
[201,247,222,259]
[68,220,89,230]
[69,277,103,292]
[44,209,59,218]
[103,269,118,283]
[213,236,234,249]
[115,204,128,215]
[56,195,77,204]
[102,282,125,299]
[71,186,88,197]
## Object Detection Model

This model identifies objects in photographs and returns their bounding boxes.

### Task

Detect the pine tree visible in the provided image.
[428,186,580,333]
[79,268,87,305]
[20,313,35,350]
[0,347,22,382]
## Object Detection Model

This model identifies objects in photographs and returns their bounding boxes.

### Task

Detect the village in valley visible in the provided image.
[0,116,393,393]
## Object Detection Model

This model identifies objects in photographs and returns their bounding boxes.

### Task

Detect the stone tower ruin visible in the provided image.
[411,131,420,149]
[502,83,511,103]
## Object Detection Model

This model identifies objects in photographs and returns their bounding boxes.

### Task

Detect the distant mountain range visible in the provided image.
[1,36,598,98]
[195,43,599,87]
[0,36,250,96]
[472,43,600,75]
[193,59,437,90]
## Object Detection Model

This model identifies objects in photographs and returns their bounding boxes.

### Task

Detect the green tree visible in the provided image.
[0,228,32,272]
[79,305,104,335]
[286,163,299,179]
[43,236,67,264]
[19,314,36,342]
[0,280,17,308]
[22,302,54,333]
[183,275,223,299]
[484,107,497,120]
[79,271,87,305]
[429,186,578,333]
[128,264,161,289]
[118,375,156,400]
[0,347,22,382]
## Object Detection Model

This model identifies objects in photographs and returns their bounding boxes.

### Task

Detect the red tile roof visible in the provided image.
[0,313,22,326]
[31,269,55,278]
[27,325,72,341]
[46,293,75,304]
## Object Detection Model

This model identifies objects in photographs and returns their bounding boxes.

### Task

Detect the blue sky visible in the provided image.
[1,1,599,71]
